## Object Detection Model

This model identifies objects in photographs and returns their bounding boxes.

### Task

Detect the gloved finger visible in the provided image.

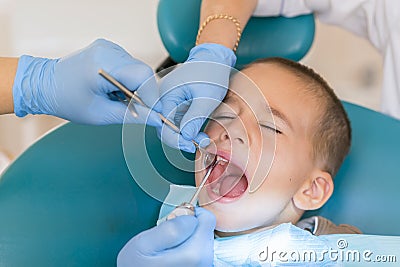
[179,97,222,141]
[85,39,147,92]
[171,207,216,267]
[153,98,163,115]
[186,43,237,67]
[194,207,217,233]
[193,132,211,148]
[114,63,161,109]
[89,39,131,63]
[160,61,230,92]
[170,100,190,127]
[113,64,163,118]
[158,77,188,121]
[184,207,216,250]
[102,58,154,93]
[157,123,196,153]
[160,95,180,125]
[136,75,162,113]
[134,215,198,254]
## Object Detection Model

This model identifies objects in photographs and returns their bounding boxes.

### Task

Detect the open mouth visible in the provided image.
[205,153,249,202]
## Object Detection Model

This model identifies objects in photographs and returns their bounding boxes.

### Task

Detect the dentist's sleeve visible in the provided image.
[254,0,400,119]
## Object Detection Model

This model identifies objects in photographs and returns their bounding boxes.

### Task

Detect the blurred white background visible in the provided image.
[0,0,382,171]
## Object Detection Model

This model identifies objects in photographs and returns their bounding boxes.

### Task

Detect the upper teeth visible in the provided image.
[217,155,228,165]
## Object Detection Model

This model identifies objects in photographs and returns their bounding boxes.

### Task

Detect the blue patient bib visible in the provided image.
[214,223,338,266]
[157,185,400,266]
[158,185,337,266]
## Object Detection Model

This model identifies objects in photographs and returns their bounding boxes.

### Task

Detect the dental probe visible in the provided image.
[98,69,207,152]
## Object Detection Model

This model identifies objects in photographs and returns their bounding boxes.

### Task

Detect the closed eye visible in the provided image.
[212,113,237,120]
[259,123,282,134]
[214,116,236,120]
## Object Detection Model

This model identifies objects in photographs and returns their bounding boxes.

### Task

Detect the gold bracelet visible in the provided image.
[196,14,242,53]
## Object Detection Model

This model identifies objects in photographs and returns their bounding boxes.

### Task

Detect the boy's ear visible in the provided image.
[293,170,334,211]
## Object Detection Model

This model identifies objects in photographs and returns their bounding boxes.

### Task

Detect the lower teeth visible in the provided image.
[212,175,240,197]
[212,183,221,195]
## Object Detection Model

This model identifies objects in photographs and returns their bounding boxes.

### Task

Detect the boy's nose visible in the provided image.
[218,118,248,146]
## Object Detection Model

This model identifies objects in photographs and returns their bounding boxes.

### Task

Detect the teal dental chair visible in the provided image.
[156,0,315,71]
[1,103,399,266]
[1,1,399,266]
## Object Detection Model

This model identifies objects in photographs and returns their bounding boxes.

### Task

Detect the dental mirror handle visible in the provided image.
[99,69,210,155]
[188,162,215,206]
[166,159,218,221]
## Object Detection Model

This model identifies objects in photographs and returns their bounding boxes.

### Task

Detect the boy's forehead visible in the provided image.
[227,71,270,112]
[234,63,314,104]
[228,63,321,132]
[228,63,299,108]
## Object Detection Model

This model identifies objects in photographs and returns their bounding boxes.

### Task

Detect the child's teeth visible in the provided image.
[212,183,221,195]
[216,155,228,164]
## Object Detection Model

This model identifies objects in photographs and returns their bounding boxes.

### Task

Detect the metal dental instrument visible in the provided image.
[99,69,178,130]
[166,155,228,220]
[98,69,214,159]
[98,69,219,219]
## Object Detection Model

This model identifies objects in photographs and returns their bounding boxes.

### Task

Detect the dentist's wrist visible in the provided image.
[188,43,237,67]
[196,14,242,53]
[13,55,58,117]
[0,57,18,115]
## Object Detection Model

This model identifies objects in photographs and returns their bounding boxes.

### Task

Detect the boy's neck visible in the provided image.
[214,223,279,238]
[214,214,304,238]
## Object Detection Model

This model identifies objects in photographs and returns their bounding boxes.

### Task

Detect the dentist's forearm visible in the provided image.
[0,57,18,115]
[197,0,257,50]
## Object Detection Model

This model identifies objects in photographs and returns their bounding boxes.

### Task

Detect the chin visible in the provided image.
[201,205,248,233]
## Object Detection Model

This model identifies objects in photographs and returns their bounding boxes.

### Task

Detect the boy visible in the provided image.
[195,57,361,237]
[118,57,361,266]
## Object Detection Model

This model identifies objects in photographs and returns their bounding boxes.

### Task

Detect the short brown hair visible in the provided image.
[247,57,351,177]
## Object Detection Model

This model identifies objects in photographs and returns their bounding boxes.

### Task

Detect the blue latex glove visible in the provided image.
[13,39,162,126]
[117,207,216,267]
[157,43,236,152]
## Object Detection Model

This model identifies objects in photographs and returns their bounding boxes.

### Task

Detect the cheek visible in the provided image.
[267,143,310,192]
[250,140,308,200]
[247,136,275,185]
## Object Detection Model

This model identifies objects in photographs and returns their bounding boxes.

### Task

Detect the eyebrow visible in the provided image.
[267,106,293,131]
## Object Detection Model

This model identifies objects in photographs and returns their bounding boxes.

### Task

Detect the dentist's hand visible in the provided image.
[13,39,162,126]
[117,207,216,267]
[158,43,236,152]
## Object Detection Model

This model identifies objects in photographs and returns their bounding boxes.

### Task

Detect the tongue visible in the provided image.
[208,163,228,183]
[219,175,248,198]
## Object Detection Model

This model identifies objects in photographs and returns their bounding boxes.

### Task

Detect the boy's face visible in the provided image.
[195,63,322,234]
